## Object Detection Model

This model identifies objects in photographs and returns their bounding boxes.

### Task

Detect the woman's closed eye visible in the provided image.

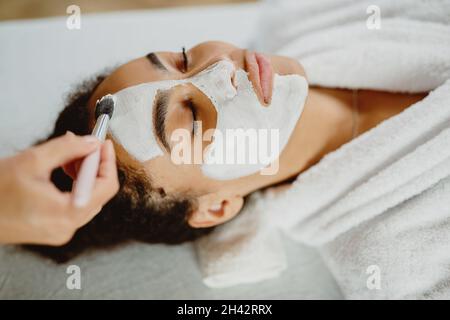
[180,46,189,73]
[184,98,199,135]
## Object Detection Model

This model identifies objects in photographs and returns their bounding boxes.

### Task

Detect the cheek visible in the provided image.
[270,55,306,77]
[143,154,215,195]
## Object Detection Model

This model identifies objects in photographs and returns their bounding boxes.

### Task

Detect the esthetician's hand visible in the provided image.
[0,132,119,245]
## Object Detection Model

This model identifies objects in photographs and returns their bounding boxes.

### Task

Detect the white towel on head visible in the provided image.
[195,192,286,288]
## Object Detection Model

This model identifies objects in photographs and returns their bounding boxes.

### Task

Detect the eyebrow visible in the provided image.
[146,52,168,72]
[153,89,171,152]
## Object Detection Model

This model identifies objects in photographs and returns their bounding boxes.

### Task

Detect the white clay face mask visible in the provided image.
[109,60,308,180]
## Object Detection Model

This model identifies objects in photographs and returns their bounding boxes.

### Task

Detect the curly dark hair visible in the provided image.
[24,73,214,263]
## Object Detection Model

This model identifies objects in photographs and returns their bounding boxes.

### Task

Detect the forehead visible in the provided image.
[88,55,167,111]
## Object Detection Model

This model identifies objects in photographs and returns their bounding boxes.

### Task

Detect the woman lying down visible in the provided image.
[27,41,426,262]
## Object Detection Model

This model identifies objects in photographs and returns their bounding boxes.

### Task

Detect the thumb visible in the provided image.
[29,132,100,174]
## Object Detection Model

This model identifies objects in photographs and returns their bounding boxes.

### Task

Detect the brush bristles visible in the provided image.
[95,94,116,119]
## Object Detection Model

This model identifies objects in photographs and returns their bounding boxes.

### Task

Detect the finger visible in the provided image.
[36,140,116,228]
[29,132,100,174]
[76,140,119,226]
[95,139,119,200]
[98,140,118,179]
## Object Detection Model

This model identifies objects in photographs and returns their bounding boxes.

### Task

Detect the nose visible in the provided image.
[190,59,238,104]
[230,67,237,92]
[204,53,240,90]
[215,59,237,100]
[221,59,237,100]
[205,57,238,100]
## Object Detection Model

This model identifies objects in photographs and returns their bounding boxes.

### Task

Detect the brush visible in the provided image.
[72,94,116,207]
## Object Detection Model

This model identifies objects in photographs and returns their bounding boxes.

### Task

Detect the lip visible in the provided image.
[244,50,273,105]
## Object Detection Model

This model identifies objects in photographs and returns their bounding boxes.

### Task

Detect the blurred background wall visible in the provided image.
[0,0,256,21]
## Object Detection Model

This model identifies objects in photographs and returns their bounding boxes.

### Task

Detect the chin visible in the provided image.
[270,54,306,78]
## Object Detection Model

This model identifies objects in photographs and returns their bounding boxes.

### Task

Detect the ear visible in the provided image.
[188,193,244,228]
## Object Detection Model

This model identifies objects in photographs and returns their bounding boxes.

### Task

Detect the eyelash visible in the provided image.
[185,98,199,135]
[181,46,188,72]
[180,47,197,134]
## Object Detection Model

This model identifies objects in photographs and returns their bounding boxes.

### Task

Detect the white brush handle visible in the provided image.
[72,147,101,207]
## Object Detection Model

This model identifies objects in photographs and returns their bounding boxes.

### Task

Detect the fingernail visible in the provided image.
[65,130,74,136]
[106,140,115,154]
[83,135,99,144]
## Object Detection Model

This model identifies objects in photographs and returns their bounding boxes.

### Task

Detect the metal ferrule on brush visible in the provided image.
[93,93,116,141]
